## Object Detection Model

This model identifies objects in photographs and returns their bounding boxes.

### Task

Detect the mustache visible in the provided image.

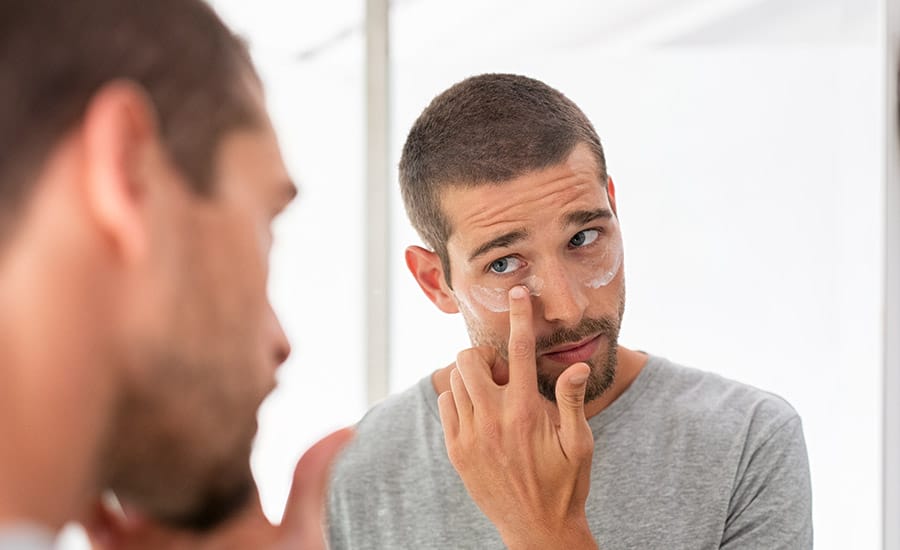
[535,316,619,354]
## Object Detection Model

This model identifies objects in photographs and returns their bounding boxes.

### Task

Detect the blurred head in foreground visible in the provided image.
[0,0,295,531]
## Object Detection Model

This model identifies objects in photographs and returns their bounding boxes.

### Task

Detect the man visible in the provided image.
[0,1,350,548]
[328,74,812,549]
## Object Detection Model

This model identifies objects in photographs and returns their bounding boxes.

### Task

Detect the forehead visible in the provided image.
[441,143,609,252]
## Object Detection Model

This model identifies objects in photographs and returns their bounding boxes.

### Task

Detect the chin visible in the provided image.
[536,346,618,403]
[164,469,255,532]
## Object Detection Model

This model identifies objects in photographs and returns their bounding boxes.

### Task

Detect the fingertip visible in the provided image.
[299,427,354,466]
[437,390,460,436]
[282,426,355,530]
[333,425,356,443]
[568,362,590,386]
[326,427,356,456]
[438,389,453,405]
[291,427,355,490]
[509,285,528,300]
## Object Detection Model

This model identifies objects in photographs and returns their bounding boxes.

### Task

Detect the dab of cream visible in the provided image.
[457,274,544,313]
[583,237,623,288]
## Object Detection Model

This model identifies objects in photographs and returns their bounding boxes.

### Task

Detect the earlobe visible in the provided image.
[405,246,459,314]
[81,80,160,264]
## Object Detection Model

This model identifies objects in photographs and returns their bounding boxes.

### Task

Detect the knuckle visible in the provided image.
[479,417,501,440]
[574,437,594,459]
[457,347,489,368]
[508,338,534,359]
[562,391,584,406]
[508,408,535,433]
[446,444,466,469]
[456,349,474,366]
[570,429,595,459]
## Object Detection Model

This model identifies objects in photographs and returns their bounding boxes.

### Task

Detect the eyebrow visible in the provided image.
[468,229,529,263]
[563,208,613,228]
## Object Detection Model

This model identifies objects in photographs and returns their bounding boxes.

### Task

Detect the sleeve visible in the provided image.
[720,414,813,549]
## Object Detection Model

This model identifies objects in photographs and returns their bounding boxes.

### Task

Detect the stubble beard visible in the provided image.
[102,348,259,532]
[536,317,620,403]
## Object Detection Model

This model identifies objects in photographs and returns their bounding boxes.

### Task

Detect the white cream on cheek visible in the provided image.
[582,234,623,288]
[454,274,545,314]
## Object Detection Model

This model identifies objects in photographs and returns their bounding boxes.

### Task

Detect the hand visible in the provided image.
[85,427,354,550]
[437,286,597,550]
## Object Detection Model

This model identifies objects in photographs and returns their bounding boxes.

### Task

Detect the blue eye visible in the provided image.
[570,229,600,248]
[489,256,523,274]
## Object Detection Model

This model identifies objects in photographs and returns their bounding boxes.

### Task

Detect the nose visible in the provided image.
[266,302,292,368]
[536,261,589,327]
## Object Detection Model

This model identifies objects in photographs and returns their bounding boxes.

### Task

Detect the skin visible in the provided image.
[405,143,649,548]
[0,78,351,548]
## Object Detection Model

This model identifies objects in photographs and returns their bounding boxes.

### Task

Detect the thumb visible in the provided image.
[278,427,354,548]
[83,500,120,550]
[82,495,147,549]
[555,363,593,458]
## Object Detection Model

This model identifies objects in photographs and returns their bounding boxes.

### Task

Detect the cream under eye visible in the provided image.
[580,226,623,288]
[455,274,545,314]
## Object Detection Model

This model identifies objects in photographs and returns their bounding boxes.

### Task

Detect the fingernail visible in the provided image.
[509,286,528,300]
[570,372,588,386]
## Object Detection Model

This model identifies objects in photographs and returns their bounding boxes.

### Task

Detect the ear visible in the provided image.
[80,80,161,264]
[405,246,459,314]
[607,175,618,216]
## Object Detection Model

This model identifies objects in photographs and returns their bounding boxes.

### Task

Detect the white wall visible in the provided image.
[882,0,900,546]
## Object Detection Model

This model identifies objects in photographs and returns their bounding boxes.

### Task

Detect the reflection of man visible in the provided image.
[0,1,349,548]
[328,74,812,549]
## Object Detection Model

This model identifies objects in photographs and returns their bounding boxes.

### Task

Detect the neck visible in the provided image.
[0,222,115,531]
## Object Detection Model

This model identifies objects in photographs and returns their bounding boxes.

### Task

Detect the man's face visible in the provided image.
[109,94,296,530]
[442,143,625,403]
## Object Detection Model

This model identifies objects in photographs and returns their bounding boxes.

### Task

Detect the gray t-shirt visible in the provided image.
[328,355,812,549]
[0,524,56,549]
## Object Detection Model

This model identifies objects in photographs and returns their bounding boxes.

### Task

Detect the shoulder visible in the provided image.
[330,375,442,487]
[644,356,802,444]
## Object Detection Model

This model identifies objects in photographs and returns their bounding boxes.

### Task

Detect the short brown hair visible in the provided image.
[398,73,608,284]
[0,0,259,238]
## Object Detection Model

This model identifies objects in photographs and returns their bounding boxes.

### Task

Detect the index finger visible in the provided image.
[507,285,538,394]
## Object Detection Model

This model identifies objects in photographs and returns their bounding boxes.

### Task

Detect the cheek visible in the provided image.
[583,269,626,321]
[217,212,270,294]
[579,235,624,289]
[453,289,505,335]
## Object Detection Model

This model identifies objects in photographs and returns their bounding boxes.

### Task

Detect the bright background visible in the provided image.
[57,0,895,548]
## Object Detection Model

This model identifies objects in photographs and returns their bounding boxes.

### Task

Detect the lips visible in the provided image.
[541,335,602,364]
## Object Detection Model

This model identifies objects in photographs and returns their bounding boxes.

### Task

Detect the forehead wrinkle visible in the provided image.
[449,174,592,232]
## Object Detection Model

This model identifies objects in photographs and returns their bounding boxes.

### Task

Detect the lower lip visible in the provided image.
[542,335,602,364]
